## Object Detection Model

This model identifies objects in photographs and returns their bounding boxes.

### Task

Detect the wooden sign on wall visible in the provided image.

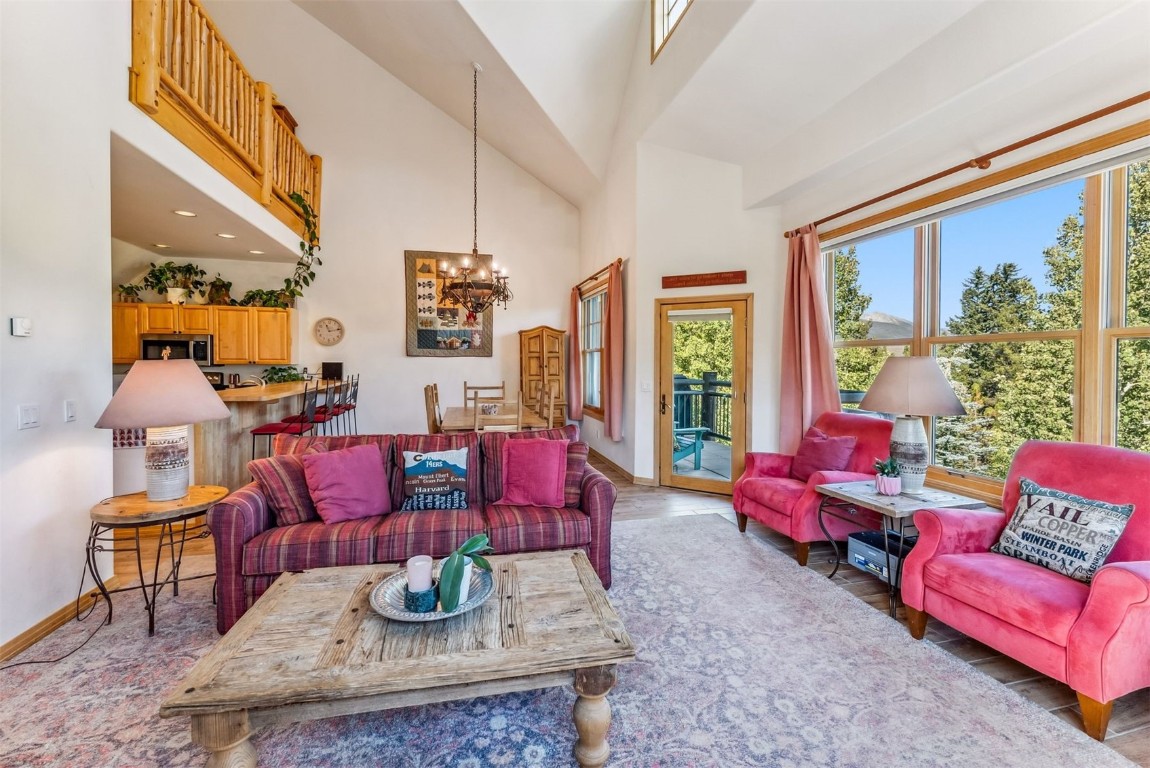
[661,270,747,290]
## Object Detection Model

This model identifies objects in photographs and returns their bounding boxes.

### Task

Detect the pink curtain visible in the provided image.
[603,261,624,441]
[779,224,841,453]
[567,287,584,421]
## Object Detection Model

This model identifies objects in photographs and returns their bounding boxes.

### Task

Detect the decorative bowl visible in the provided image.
[370,568,493,622]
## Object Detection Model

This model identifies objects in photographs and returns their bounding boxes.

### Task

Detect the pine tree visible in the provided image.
[1117,160,1150,451]
[829,247,888,392]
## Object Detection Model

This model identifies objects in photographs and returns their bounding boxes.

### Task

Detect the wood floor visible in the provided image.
[119,463,1148,765]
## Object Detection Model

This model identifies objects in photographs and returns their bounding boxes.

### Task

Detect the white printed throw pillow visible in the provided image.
[991,477,1134,583]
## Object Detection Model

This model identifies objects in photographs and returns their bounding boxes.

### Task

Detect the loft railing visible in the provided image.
[129,0,322,236]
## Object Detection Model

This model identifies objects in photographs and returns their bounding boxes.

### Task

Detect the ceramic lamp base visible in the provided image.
[890,416,928,493]
[145,425,190,501]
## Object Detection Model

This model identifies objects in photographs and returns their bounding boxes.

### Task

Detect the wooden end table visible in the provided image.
[160,550,635,767]
[84,485,227,635]
[815,481,986,617]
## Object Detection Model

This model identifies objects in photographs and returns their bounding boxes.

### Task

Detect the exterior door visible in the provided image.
[656,295,750,495]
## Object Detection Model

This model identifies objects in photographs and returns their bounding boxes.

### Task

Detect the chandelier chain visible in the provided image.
[473,65,478,256]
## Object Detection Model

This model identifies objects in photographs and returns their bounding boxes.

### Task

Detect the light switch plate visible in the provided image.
[18,404,40,430]
[10,317,32,337]
[64,400,76,422]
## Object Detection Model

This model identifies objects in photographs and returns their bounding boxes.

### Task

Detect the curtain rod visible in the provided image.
[575,258,623,289]
[783,91,1150,239]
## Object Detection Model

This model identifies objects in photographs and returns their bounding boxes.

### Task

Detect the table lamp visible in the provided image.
[96,358,230,501]
[857,356,965,492]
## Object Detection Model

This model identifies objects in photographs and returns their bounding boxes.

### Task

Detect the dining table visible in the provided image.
[440,403,548,433]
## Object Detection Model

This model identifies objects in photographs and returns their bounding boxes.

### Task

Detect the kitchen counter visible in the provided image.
[195,380,332,491]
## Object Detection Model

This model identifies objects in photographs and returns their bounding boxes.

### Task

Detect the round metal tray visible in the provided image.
[369,568,494,622]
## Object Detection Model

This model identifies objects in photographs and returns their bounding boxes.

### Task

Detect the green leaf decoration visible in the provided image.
[469,554,492,572]
[439,551,465,612]
[457,533,490,555]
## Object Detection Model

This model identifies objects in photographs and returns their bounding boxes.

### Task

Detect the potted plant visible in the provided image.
[438,533,493,612]
[262,365,303,384]
[874,456,901,496]
[205,274,232,305]
[142,261,207,304]
[117,283,144,302]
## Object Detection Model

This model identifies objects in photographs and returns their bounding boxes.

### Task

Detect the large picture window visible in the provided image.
[828,156,1150,496]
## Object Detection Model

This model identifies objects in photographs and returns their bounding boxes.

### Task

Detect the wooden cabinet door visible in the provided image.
[140,303,179,333]
[252,308,292,363]
[179,305,213,334]
[214,307,253,364]
[111,303,141,363]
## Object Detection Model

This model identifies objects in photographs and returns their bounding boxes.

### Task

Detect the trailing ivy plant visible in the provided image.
[262,365,304,384]
[282,192,322,303]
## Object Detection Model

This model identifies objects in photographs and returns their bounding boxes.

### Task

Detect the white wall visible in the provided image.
[1,0,121,645]
[2,0,579,645]
[202,0,580,435]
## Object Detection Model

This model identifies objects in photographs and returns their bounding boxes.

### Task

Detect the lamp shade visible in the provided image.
[96,359,229,428]
[858,356,966,417]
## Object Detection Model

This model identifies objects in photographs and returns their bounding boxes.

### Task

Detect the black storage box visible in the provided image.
[846,530,917,585]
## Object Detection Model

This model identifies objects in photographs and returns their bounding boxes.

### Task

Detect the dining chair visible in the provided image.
[473,399,523,432]
[536,382,556,429]
[464,380,506,409]
[424,384,443,434]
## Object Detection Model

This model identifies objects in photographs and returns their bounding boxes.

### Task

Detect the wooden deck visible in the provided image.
[672,438,731,481]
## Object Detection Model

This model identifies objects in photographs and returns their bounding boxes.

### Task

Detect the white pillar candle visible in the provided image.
[406,555,433,592]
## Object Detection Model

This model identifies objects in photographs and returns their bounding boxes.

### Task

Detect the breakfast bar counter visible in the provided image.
[194,381,313,492]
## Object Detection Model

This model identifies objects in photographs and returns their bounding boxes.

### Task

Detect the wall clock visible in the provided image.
[313,317,345,346]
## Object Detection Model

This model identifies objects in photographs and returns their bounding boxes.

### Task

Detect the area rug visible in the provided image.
[0,515,1135,767]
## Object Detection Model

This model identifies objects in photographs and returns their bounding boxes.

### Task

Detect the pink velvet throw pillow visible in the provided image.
[791,427,856,483]
[301,444,390,524]
[495,439,569,508]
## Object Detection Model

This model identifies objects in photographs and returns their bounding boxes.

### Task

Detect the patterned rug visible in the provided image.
[0,515,1135,767]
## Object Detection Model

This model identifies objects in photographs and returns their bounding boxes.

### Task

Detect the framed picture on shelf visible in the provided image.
[404,250,493,357]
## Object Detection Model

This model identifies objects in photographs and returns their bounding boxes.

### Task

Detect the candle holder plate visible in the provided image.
[370,568,494,622]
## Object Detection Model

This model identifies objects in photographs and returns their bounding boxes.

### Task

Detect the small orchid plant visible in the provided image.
[439,534,494,612]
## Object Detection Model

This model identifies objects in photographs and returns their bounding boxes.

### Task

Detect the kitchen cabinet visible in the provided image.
[214,306,292,364]
[139,303,214,334]
[112,303,141,364]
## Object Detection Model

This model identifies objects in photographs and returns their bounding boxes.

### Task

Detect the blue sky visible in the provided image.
[850,179,1085,324]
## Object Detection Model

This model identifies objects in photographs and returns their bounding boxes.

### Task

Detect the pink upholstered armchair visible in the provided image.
[901,440,1150,740]
[733,411,894,565]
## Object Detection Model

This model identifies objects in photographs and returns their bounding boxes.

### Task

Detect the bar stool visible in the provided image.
[279,380,334,435]
[334,374,359,434]
[250,383,320,459]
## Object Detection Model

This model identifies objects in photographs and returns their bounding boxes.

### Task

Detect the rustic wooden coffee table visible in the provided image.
[160,550,635,767]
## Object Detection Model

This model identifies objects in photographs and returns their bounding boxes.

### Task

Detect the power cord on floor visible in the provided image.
[0,573,111,671]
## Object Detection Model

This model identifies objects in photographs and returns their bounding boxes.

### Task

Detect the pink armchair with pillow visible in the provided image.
[733,411,894,565]
[901,440,1150,740]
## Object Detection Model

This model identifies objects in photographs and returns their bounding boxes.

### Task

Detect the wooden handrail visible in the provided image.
[129,0,322,236]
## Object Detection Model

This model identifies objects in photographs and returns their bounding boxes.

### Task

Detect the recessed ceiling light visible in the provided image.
[216,233,237,239]
[153,243,172,249]
[173,210,197,217]
[248,250,265,255]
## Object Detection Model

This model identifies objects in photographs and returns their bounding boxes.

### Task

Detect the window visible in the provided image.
[581,287,606,415]
[827,156,1150,494]
[651,0,693,61]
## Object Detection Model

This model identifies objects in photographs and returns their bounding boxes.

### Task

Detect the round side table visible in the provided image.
[85,485,227,636]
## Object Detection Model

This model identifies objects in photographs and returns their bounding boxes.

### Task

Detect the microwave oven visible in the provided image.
[140,334,213,367]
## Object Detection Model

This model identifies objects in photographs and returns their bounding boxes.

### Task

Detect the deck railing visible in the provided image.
[672,372,732,443]
[130,0,321,236]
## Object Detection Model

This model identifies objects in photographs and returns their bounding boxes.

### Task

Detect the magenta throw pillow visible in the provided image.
[301,444,390,524]
[791,427,856,483]
[248,444,327,526]
[495,439,568,508]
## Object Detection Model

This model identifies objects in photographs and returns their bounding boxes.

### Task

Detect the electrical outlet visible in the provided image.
[18,404,40,430]
[64,400,76,422]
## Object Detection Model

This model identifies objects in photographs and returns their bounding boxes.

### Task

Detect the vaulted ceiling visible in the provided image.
[113,0,1150,259]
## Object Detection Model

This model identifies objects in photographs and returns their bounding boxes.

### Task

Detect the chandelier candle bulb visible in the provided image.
[406,555,433,592]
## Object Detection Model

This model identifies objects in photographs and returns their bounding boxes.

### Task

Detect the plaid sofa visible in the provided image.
[208,425,616,633]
